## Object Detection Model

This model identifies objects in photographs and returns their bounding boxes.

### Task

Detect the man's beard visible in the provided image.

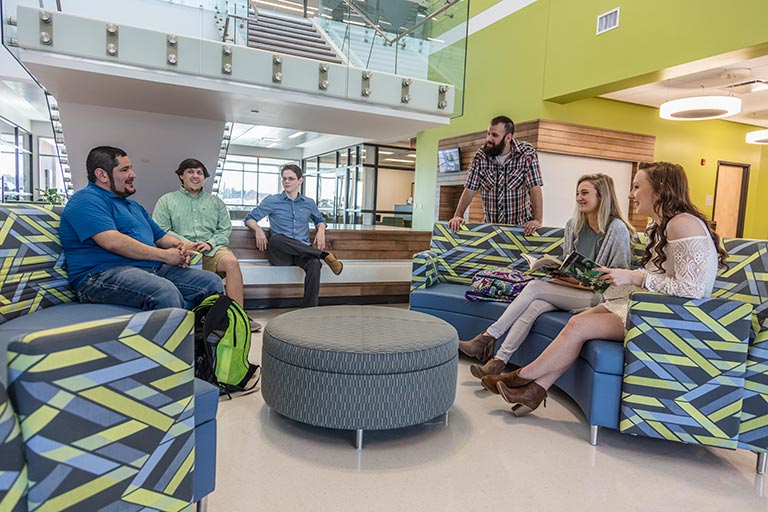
[483,139,506,158]
[108,173,135,198]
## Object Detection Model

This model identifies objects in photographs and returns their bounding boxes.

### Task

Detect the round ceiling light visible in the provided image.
[746,129,768,144]
[659,96,742,120]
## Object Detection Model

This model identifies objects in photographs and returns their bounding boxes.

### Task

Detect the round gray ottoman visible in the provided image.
[261,305,458,448]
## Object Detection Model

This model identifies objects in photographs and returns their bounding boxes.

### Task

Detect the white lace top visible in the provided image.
[601,214,718,324]
[642,215,718,299]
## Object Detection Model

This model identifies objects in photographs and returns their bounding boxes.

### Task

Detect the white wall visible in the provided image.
[58,103,224,212]
[538,152,633,227]
[377,168,414,211]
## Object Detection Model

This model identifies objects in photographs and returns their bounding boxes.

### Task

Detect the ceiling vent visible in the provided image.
[726,79,768,94]
[596,8,620,35]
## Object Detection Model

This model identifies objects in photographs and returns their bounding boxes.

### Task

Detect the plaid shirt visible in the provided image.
[465,139,543,225]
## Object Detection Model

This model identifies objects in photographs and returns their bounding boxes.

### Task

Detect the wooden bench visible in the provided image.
[228,225,431,305]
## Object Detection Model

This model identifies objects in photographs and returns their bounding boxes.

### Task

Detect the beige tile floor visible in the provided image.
[208,306,767,512]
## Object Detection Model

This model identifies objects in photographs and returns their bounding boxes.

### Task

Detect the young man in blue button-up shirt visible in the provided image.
[244,163,343,308]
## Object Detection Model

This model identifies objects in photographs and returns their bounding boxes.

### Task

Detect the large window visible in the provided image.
[302,143,414,226]
[38,137,67,196]
[216,155,291,208]
[0,117,33,202]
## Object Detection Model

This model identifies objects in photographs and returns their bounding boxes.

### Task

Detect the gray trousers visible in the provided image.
[267,233,323,308]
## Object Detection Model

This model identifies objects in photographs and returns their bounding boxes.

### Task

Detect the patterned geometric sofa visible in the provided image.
[0,204,218,511]
[410,222,767,473]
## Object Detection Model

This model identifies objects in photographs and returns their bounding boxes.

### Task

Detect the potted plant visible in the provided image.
[36,188,66,205]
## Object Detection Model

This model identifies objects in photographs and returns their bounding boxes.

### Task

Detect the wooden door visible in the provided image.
[713,163,749,238]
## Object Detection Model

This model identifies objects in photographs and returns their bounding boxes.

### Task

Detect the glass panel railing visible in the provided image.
[315,0,467,116]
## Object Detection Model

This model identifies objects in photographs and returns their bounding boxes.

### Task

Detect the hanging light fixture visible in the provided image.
[746,129,768,144]
[659,95,742,120]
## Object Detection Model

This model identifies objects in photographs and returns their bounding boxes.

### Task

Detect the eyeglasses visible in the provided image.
[281,176,298,182]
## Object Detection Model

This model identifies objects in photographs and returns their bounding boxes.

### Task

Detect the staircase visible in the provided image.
[248,10,343,64]
[323,21,429,79]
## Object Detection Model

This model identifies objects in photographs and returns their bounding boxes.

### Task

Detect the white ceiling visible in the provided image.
[602,54,768,128]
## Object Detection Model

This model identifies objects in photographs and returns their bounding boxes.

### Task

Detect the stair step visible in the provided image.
[248,43,343,63]
[249,24,325,45]
[252,16,315,34]
[250,34,331,52]
[256,10,315,28]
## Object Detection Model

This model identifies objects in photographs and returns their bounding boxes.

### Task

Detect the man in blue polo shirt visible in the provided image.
[60,146,224,310]
[244,163,343,308]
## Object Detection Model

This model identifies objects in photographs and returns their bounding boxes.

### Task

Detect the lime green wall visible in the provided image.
[413,0,768,238]
[413,0,550,229]
[468,0,501,17]
[544,0,768,101]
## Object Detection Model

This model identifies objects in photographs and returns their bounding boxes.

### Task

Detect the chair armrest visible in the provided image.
[411,250,440,291]
[739,315,768,451]
[6,308,195,510]
[620,292,753,449]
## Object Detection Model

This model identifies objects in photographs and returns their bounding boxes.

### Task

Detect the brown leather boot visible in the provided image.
[496,381,548,416]
[457,333,495,362]
[324,252,343,275]
[480,369,532,394]
[470,358,506,380]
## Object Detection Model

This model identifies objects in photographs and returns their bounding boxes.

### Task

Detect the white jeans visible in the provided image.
[485,279,600,363]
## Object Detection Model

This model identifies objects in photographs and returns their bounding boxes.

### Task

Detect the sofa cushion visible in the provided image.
[0,303,217,428]
[410,283,509,320]
[0,204,76,326]
[411,283,625,374]
[0,303,140,386]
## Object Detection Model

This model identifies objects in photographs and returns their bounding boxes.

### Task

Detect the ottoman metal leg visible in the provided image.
[757,451,767,475]
[356,429,364,450]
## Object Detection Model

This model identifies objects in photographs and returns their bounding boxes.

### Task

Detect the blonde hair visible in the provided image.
[572,173,635,236]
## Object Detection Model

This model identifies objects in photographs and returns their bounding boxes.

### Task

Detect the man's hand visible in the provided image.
[314,229,326,251]
[189,241,211,253]
[253,229,268,251]
[523,219,542,236]
[162,246,189,268]
[448,216,465,232]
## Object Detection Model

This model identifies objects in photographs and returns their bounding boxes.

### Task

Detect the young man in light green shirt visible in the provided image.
[153,158,256,328]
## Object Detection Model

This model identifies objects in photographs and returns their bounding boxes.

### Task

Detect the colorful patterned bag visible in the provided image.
[465,267,533,303]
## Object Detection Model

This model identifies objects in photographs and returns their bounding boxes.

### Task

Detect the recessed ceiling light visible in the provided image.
[288,131,306,139]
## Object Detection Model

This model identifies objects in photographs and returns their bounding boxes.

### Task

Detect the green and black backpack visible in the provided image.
[193,294,260,396]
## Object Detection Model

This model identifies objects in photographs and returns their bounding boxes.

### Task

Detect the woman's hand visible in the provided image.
[597,268,644,287]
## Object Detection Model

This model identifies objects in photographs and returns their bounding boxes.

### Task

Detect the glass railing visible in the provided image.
[315,0,468,116]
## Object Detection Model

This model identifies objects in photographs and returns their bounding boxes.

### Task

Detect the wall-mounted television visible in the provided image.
[438,147,461,173]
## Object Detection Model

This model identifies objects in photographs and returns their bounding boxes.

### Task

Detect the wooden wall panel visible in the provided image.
[229,226,431,260]
[435,119,655,225]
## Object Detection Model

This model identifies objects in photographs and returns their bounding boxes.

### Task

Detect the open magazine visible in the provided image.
[522,252,609,292]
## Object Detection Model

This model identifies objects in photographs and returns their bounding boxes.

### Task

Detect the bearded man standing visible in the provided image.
[60,146,224,310]
[447,116,543,235]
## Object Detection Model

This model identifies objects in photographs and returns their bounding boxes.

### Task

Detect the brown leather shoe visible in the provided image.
[324,252,343,275]
[496,381,548,416]
[458,333,495,362]
[470,358,506,380]
[480,369,532,394]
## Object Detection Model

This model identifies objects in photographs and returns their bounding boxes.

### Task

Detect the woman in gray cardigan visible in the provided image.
[459,173,635,390]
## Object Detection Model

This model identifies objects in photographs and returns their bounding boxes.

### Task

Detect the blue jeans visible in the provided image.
[76,264,225,310]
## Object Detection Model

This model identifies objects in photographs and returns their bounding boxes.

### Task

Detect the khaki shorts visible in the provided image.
[202,246,234,274]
